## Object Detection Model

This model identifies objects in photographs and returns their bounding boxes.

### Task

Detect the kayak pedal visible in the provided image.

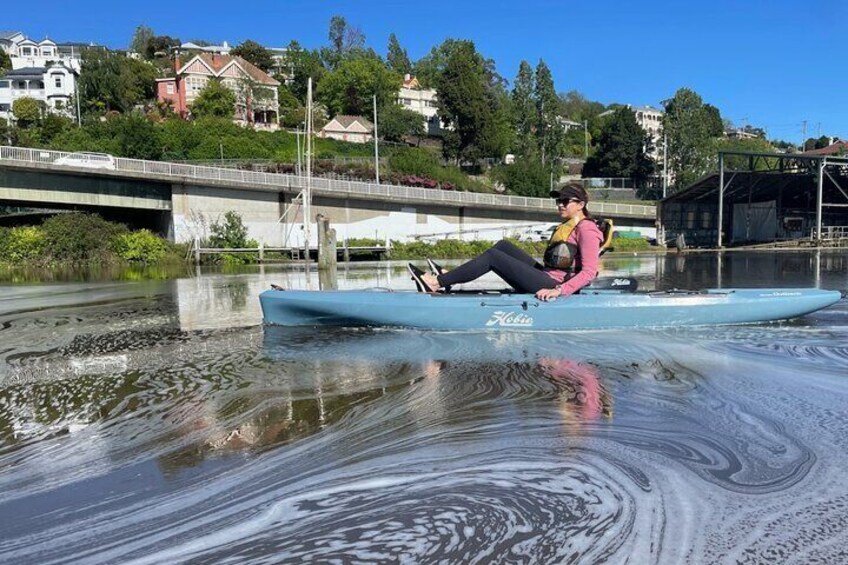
[270,284,285,291]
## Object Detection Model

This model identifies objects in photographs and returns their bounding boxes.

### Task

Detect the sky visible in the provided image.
[8,0,845,142]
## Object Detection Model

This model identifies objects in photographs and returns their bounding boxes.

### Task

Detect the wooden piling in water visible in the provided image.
[317,214,337,271]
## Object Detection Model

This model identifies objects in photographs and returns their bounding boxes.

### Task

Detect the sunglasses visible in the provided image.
[556,198,583,205]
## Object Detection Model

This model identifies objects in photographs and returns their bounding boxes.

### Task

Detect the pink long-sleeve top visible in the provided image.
[543,219,603,296]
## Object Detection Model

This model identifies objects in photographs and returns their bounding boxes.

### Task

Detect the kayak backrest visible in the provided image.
[593,218,614,256]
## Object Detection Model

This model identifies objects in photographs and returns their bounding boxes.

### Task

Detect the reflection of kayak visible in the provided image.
[259,287,842,330]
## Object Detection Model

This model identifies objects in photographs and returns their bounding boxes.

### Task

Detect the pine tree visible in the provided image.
[512,61,537,158]
[534,59,564,166]
[386,33,412,75]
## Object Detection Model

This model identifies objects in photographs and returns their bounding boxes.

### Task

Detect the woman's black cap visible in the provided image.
[549,182,589,202]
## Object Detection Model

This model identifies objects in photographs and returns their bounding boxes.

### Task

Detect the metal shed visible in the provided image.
[658,151,848,248]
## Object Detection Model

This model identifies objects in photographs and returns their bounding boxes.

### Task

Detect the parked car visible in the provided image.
[54,152,117,170]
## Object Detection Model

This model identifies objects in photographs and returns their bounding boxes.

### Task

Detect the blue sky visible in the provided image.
[10,0,845,142]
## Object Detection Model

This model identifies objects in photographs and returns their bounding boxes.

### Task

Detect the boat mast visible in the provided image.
[304,77,313,257]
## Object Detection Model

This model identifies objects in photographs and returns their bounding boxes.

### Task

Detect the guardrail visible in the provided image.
[0,145,656,218]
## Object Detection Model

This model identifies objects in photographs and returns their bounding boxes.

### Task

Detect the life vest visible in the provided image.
[543,217,614,270]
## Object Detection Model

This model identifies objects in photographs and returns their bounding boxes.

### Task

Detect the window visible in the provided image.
[701,211,711,228]
[166,83,175,94]
[0,81,8,89]
[21,47,32,56]
[54,76,63,88]
[686,211,696,229]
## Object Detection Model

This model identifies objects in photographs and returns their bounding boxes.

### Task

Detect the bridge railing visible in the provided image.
[0,145,655,218]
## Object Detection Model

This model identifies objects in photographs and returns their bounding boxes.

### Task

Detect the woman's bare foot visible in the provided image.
[422,272,441,292]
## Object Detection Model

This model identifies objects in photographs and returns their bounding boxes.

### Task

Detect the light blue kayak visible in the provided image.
[259,287,842,330]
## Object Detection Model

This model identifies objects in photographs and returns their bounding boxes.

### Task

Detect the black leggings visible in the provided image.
[436,240,558,294]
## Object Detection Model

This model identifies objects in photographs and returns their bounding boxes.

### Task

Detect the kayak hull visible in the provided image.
[259,288,842,330]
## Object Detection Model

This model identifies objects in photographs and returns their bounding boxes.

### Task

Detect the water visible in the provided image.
[0,252,846,564]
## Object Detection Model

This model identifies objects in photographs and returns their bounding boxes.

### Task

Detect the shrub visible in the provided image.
[207,211,259,264]
[112,229,171,262]
[1,226,46,262]
[208,211,249,248]
[41,213,128,262]
[610,236,651,251]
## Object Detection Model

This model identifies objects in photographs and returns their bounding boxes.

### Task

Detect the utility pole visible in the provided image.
[295,127,302,176]
[662,129,668,199]
[801,120,807,151]
[304,77,313,257]
[74,75,81,126]
[373,94,380,184]
[583,120,588,158]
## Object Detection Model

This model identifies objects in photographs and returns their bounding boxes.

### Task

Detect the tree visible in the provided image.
[78,48,157,115]
[115,113,163,160]
[582,106,654,183]
[130,25,154,55]
[378,103,425,141]
[703,103,724,137]
[231,40,274,72]
[191,79,236,119]
[495,157,550,197]
[558,90,605,123]
[283,41,325,102]
[804,136,831,150]
[534,59,564,166]
[317,56,402,116]
[434,40,509,163]
[12,97,43,128]
[512,60,537,158]
[663,88,718,191]
[322,15,366,69]
[0,50,12,74]
[386,33,411,75]
[145,35,180,59]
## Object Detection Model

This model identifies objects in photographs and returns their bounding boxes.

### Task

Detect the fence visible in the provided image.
[0,146,656,219]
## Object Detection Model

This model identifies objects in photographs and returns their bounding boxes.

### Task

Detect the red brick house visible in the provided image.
[157,53,280,129]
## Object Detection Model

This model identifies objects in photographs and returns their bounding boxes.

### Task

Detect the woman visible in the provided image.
[410,182,604,301]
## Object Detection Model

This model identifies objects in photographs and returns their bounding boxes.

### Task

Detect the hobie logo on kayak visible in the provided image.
[486,311,534,327]
[759,291,802,297]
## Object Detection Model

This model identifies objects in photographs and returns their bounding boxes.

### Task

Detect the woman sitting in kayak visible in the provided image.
[409,182,604,301]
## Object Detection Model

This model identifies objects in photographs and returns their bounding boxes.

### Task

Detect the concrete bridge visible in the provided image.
[0,146,656,246]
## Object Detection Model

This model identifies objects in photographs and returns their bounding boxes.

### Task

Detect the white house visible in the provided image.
[0,63,77,120]
[0,32,83,72]
[179,41,231,55]
[397,74,443,135]
[319,115,374,143]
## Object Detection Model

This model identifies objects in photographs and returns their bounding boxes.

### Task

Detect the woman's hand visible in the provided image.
[536,286,562,302]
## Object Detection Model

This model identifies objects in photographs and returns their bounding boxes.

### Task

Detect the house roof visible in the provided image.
[326,115,374,130]
[0,31,24,41]
[180,53,280,86]
[803,141,848,156]
[2,67,47,79]
[402,75,421,89]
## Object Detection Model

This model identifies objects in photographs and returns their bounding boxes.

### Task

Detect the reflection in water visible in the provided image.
[0,252,846,563]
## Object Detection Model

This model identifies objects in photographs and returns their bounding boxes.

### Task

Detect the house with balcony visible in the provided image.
[398,74,443,135]
[319,115,374,143]
[156,53,280,130]
[1,31,83,72]
[0,63,77,120]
